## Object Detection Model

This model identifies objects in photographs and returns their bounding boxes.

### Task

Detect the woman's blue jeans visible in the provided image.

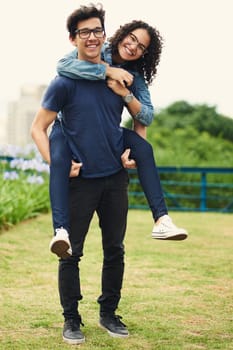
[123,128,167,221]
[49,120,168,233]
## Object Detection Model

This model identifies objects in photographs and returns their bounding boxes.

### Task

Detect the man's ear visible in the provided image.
[69,35,76,47]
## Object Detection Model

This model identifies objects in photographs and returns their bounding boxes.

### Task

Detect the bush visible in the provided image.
[0,144,50,231]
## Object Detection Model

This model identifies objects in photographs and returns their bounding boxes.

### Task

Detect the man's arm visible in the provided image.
[30,107,57,164]
[121,119,147,169]
[31,107,83,177]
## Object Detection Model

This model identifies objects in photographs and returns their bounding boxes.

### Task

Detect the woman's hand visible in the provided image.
[106,67,134,87]
[107,78,129,96]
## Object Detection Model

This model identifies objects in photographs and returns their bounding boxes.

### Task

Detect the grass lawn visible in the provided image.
[0,211,232,350]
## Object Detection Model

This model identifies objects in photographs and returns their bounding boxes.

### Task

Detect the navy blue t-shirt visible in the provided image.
[42,76,125,178]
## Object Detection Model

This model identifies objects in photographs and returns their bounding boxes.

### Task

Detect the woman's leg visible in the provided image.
[123,128,188,240]
[49,120,73,232]
[49,120,74,257]
[123,128,167,222]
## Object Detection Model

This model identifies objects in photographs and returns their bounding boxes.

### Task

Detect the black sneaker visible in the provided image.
[63,318,85,344]
[99,313,129,338]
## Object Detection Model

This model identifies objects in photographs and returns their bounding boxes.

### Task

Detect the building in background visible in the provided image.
[2,83,130,147]
[7,84,47,146]
[0,113,7,144]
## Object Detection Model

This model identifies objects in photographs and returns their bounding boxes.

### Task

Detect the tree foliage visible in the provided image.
[125,100,233,167]
[125,101,233,211]
[154,100,233,142]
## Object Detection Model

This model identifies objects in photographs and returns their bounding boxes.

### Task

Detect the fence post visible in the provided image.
[200,171,207,212]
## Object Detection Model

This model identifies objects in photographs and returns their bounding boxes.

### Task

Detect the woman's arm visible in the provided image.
[133,119,147,139]
[57,49,133,86]
[106,77,154,128]
[57,49,106,80]
[57,49,154,126]
[127,73,155,126]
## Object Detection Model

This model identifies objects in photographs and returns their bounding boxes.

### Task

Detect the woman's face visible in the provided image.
[118,28,150,62]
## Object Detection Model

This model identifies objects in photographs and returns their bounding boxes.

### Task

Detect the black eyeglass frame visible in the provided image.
[128,32,148,55]
[74,27,105,39]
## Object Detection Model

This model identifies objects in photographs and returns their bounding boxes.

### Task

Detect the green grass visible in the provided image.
[0,211,232,349]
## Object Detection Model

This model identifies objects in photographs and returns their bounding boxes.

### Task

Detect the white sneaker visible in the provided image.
[49,228,72,258]
[152,215,188,240]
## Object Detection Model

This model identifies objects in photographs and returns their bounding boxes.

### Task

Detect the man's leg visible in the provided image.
[59,176,101,344]
[96,169,129,337]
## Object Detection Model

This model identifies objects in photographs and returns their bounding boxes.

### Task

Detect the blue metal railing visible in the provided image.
[2,156,233,213]
[128,167,233,213]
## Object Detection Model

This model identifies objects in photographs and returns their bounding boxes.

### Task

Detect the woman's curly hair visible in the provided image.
[109,20,163,85]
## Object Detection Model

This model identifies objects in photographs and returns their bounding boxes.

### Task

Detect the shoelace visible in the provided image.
[112,315,126,327]
[78,315,84,327]
[161,217,175,228]
[67,317,84,330]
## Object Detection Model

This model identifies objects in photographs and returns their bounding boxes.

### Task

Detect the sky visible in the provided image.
[0,0,233,118]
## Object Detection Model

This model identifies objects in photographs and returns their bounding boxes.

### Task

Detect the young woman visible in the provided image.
[49,20,188,258]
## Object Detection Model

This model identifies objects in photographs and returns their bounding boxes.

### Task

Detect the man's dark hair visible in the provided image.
[109,20,163,85]
[67,3,105,39]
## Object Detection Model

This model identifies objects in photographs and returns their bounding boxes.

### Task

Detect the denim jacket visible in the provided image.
[57,43,155,126]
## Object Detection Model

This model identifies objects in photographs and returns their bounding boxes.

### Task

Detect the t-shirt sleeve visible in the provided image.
[42,76,69,112]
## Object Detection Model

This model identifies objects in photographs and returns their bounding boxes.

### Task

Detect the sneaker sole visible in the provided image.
[152,233,188,241]
[63,335,85,344]
[99,322,129,338]
[50,240,71,258]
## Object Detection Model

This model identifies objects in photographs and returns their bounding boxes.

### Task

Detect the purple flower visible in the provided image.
[3,171,19,180]
[27,175,44,184]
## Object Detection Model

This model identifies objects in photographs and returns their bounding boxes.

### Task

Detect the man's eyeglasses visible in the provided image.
[127,32,148,55]
[75,27,105,39]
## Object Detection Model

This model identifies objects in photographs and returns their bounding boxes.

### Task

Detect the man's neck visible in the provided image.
[77,54,102,64]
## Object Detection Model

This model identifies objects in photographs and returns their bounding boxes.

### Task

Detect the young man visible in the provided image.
[31,4,130,345]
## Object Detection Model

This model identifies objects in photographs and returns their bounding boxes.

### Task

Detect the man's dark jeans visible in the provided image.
[58,169,129,320]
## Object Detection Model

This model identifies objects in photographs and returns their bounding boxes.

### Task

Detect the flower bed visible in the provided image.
[0,144,50,231]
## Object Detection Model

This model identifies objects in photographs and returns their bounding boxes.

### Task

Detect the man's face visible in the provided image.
[70,17,106,62]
